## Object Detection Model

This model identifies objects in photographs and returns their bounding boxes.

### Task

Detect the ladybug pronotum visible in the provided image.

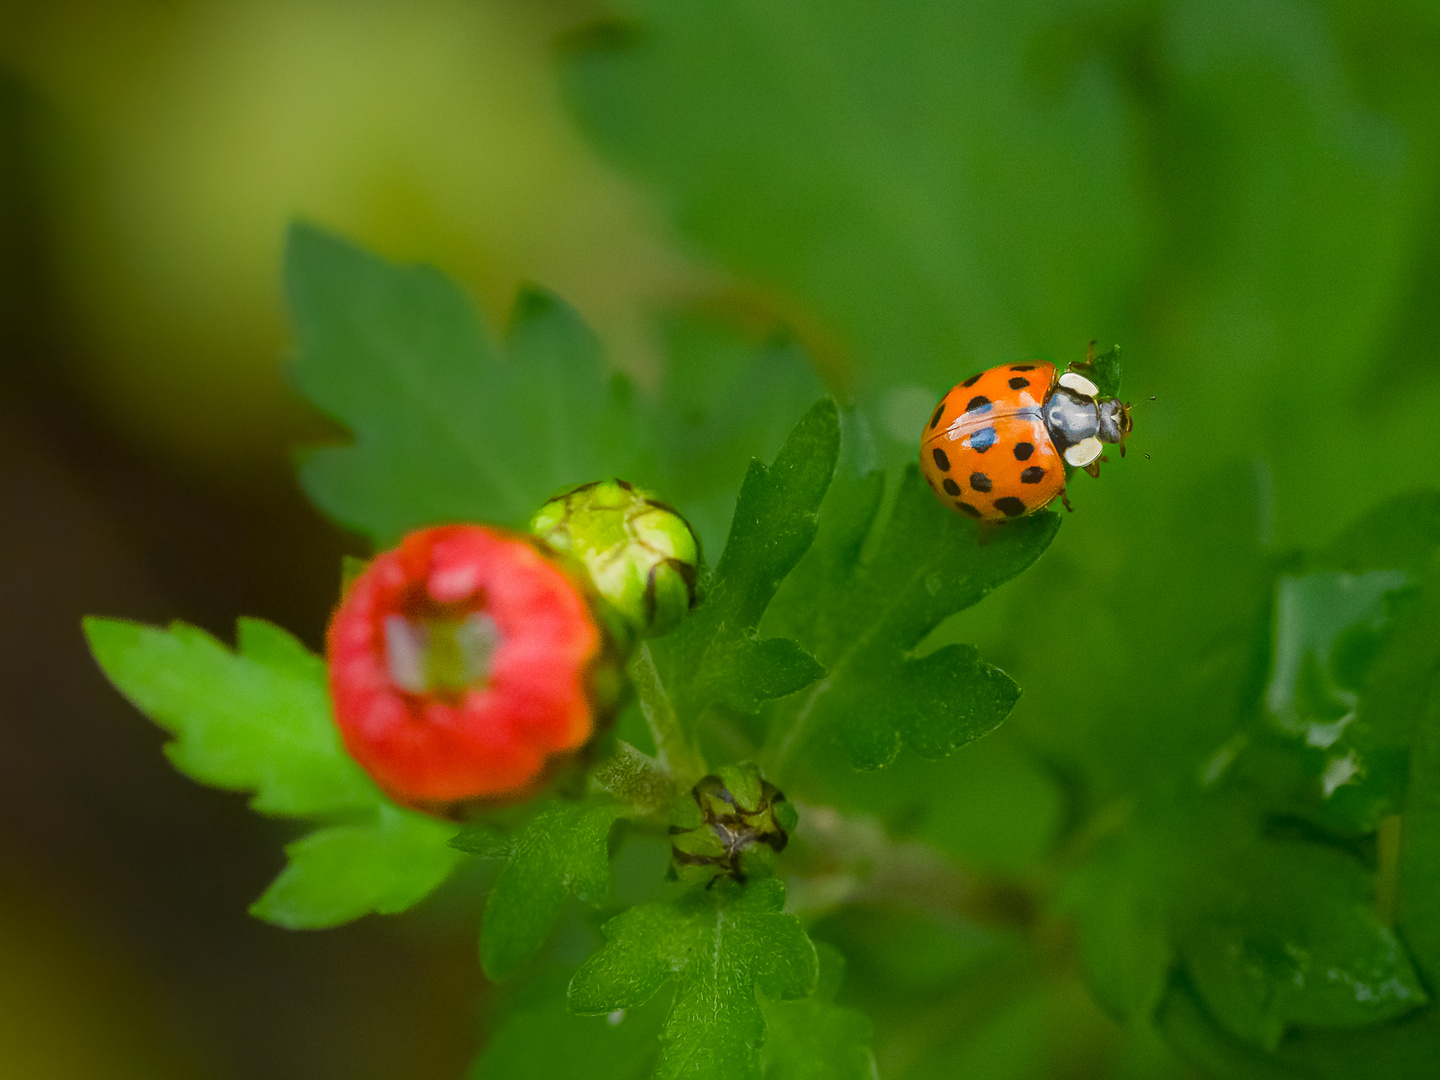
[920,354,1134,522]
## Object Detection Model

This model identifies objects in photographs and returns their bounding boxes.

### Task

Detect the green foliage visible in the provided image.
[469,975,667,1080]
[286,226,826,554]
[83,616,375,816]
[287,224,643,542]
[763,415,1059,770]
[640,397,838,746]
[569,878,819,1080]
[759,944,876,1080]
[563,0,1147,419]
[453,798,625,980]
[84,616,461,926]
[250,806,462,929]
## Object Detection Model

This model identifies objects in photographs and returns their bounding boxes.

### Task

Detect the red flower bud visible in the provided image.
[328,525,612,812]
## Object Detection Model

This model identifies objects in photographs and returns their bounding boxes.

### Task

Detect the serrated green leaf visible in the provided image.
[83,616,378,817]
[760,943,875,1080]
[707,637,827,715]
[569,878,819,1080]
[646,398,839,737]
[453,799,625,980]
[767,469,1059,771]
[1178,842,1426,1050]
[250,805,462,929]
[286,224,643,543]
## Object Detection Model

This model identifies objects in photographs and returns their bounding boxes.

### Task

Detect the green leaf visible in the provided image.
[562,0,1149,429]
[767,468,1060,771]
[569,878,819,1080]
[1060,837,1173,1025]
[250,805,463,929]
[1077,343,1123,400]
[286,224,643,543]
[469,975,666,1080]
[645,315,828,555]
[86,616,465,926]
[83,616,377,816]
[1177,842,1427,1050]
[453,799,625,980]
[1265,569,1411,745]
[647,398,840,730]
[760,943,875,1080]
[1398,668,1440,986]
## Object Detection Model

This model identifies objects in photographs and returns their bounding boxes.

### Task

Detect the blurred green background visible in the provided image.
[2,0,1438,1077]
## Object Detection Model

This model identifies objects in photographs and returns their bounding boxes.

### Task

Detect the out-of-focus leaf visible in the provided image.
[453,799,625,980]
[83,616,376,815]
[563,0,1149,429]
[760,944,875,1080]
[1060,835,1173,1025]
[286,224,644,542]
[468,974,666,1080]
[646,315,828,554]
[250,806,462,929]
[1177,842,1426,1051]
[1265,570,1410,746]
[85,616,463,926]
[569,878,818,1080]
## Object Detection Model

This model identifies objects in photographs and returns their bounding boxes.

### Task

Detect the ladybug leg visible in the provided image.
[1083,459,1103,479]
[1069,339,1099,376]
[1061,490,1074,513]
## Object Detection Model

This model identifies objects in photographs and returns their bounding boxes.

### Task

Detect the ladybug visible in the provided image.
[920,353,1133,522]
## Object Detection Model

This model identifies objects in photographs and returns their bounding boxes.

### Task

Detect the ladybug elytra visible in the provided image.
[920,351,1134,522]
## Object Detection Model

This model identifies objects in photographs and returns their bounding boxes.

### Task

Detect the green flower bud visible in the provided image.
[669,763,796,885]
[530,480,700,639]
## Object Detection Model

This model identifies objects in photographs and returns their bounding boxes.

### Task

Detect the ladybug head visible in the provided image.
[1097,398,1133,449]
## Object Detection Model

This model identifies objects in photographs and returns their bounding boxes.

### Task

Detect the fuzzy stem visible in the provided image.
[631,643,707,786]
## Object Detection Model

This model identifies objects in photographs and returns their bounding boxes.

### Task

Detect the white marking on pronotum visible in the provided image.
[1064,437,1103,467]
[1058,371,1099,398]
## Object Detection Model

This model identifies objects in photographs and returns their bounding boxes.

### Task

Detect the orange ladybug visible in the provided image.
[920,353,1133,522]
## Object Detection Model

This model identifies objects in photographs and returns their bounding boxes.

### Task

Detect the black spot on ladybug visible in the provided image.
[994,496,1027,517]
[962,373,983,388]
[1013,442,1034,461]
[1010,364,1037,371]
[942,478,961,496]
[1008,376,1030,390]
[956,501,982,519]
[969,427,997,453]
[964,395,992,414]
[932,447,951,472]
[1020,466,1045,484]
[929,404,945,429]
[969,472,992,493]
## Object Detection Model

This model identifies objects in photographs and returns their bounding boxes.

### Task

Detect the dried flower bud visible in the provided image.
[669,764,796,884]
[530,480,700,639]
[327,525,619,814]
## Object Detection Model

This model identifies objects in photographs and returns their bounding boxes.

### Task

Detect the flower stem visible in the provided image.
[631,643,706,787]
